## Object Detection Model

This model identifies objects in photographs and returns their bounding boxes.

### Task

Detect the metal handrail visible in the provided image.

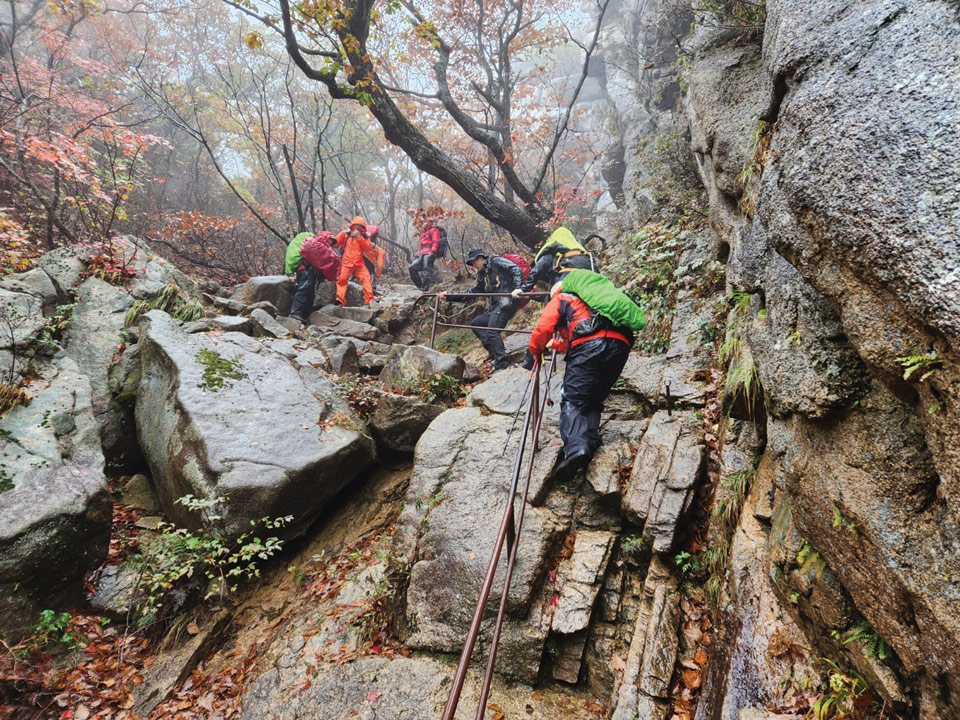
[440,352,558,720]
[411,291,549,348]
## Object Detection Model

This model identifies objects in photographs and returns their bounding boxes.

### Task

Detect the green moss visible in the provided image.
[196,348,246,392]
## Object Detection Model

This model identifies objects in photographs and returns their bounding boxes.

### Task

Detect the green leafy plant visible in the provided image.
[832,506,858,536]
[29,610,84,651]
[713,468,755,528]
[127,494,291,625]
[896,351,941,382]
[196,348,246,391]
[844,620,891,661]
[674,550,699,575]
[797,540,827,580]
[621,534,644,556]
[126,282,203,326]
[421,373,464,404]
[811,659,874,720]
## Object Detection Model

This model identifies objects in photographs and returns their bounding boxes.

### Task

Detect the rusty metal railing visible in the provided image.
[440,351,558,720]
[413,292,549,348]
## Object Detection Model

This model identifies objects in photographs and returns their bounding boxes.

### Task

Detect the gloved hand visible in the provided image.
[511,288,523,299]
[521,350,536,370]
[546,338,562,351]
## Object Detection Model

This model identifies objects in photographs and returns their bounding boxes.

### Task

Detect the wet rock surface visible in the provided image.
[136,310,376,541]
[0,357,111,634]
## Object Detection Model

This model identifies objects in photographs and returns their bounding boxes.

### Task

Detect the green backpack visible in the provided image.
[561,269,646,332]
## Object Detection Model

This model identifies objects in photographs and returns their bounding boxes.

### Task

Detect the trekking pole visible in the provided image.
[501,361,538,456]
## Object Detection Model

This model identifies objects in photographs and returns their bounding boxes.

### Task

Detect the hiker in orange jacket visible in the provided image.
[333,216,375,306]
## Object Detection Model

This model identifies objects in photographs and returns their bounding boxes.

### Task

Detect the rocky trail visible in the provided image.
[0,234,726,720]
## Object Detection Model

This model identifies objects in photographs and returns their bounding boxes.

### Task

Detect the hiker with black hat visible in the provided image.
[440,248,524,372]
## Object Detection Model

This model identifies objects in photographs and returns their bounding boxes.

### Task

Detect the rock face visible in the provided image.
[622,411,703,552]
[135,311,376,540]
[0,357,111,634]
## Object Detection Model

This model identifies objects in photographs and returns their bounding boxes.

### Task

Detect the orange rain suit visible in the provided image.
[333,216,375,305]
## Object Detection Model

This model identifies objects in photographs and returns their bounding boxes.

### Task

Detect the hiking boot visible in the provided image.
[550,449,591,483]
[333,299,344,307]
[493,358,511,371]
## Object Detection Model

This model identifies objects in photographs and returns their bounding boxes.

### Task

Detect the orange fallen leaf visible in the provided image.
[681,669,702,690]
[187,621,201,635]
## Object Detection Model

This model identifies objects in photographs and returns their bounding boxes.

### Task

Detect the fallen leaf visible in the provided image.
[187,621,201,635]
[365,692,381,702]
[681,669,702,690]
[679,658,699,670]
[610,654,626,673]
[694,649,708,665]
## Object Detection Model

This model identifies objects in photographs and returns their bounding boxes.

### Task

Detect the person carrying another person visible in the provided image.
[333,216,375,306]
[522,269,645,481]
[285,229,339,322]
[362,224,386,292]
[512,226,595,300]
[440,248,524,372]
[408,221,444,290]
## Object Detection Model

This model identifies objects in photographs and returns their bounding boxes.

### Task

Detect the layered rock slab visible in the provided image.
[136,311,375,540]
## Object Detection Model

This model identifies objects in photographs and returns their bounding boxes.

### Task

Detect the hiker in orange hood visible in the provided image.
[333,216,375,306]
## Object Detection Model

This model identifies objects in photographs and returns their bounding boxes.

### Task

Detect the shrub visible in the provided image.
[126,494,291,626]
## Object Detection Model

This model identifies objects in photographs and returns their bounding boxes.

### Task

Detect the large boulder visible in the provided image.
[379,344,465,391]
[394,369,567,682]
[367,390,444,453]
[135,311,376,540]
[0,357,111,635]
[229,276,293,316]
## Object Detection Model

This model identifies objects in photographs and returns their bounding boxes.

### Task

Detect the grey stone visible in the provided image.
[211,295,247,315]
[306,311,378,341]
[229,276,293,315]
[317,336,359,375]
[0,268,58,307]
[121,473,159,512]
[368,390,444,453]
[0,286,45,355]
[36,246,85,299]
[242,300,278,317]
[322,304,375,324]
[357,353,387,374]
[379,344,465,391]
[249,308,291,339]
[135,311,376,541]
[622,411,703,553]
[273,315,302,333]
[551,531,616,635]
[0,357,111,635]
[89,564,143,618]
[395,398,566,679]
[210,315,251,334]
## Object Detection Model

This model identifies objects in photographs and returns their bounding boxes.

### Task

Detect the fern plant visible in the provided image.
[896,351,941,382]
[845,620,892,661]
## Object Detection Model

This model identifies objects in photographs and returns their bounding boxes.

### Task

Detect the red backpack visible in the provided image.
[501,252,531,279]
[501,253,532,307]
[300,232,340,281]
